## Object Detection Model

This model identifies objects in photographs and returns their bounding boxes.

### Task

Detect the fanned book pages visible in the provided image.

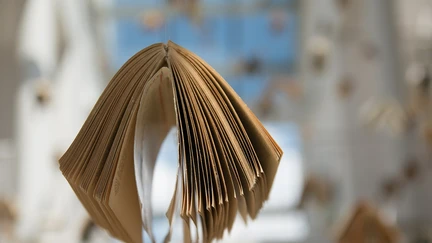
[59,41,283,243]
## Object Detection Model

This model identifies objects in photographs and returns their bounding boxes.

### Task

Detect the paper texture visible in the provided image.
[59,41,283,243]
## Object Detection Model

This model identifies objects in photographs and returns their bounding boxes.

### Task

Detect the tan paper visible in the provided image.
[59,41,283,243]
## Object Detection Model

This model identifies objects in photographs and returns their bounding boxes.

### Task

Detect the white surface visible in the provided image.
[16,0,103,241]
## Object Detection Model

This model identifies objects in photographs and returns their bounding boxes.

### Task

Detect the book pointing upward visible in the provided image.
[59,41,283,243]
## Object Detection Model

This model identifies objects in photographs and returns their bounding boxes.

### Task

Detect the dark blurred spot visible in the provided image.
[36,94,48,105]
[309,37,330,72]
[336,0,350,9]
[381,178,402,198]
[423,123,432,148]
[403,158,420,181]
[337,76,354,99]
[81,220,97,242]
[413,235,431,243]
[419,70,430,95]
[0,200,15,222]
[312,53,326,72]
[243,56,262,75]
[298,175,333,209]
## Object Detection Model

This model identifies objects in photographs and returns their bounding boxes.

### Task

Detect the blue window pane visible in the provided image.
[228,74,270,104]
[240,12,297,65]
[168,15,228,68]
[110,2,299,79]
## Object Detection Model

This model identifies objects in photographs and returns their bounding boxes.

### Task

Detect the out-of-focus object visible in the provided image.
[359,98,407,136]
[382,103,408,136]
[412,231,432,243]
[80,219,111,243]
[270,9,287,34]
[405,63,429,90]
[243,56,263,75]
[381,177,403,199]
[233,56,262,75]
[359,99,385,130]
[308,35,331,72]
[34,79,52,106]
[257,94,273,119]
[335,0,350,10]
[257,77,302,118]
[380,158,420,200]
[0,199,16,242]
[337,76,354,99]
[335,202,400,243]
[298,175,334,209]
[169,0,202,25]
[402,157,420,181]
[405,107,418,131]
[282,80,304,100]
[139,10,165,31]
[267,77,303,100]
[406,63,430,114]
[421,120,432,148]
[81,220,96,242]
[0,200,16,223]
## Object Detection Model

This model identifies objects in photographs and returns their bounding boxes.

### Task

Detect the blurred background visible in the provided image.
[1,0,432,242]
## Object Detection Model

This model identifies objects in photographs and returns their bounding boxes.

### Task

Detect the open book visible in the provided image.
[59,41,282,243]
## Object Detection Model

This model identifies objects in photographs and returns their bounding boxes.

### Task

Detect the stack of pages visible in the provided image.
[59,41,282,243]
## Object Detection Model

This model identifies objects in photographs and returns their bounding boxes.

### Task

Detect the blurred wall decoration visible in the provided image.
[3,0,432,242]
